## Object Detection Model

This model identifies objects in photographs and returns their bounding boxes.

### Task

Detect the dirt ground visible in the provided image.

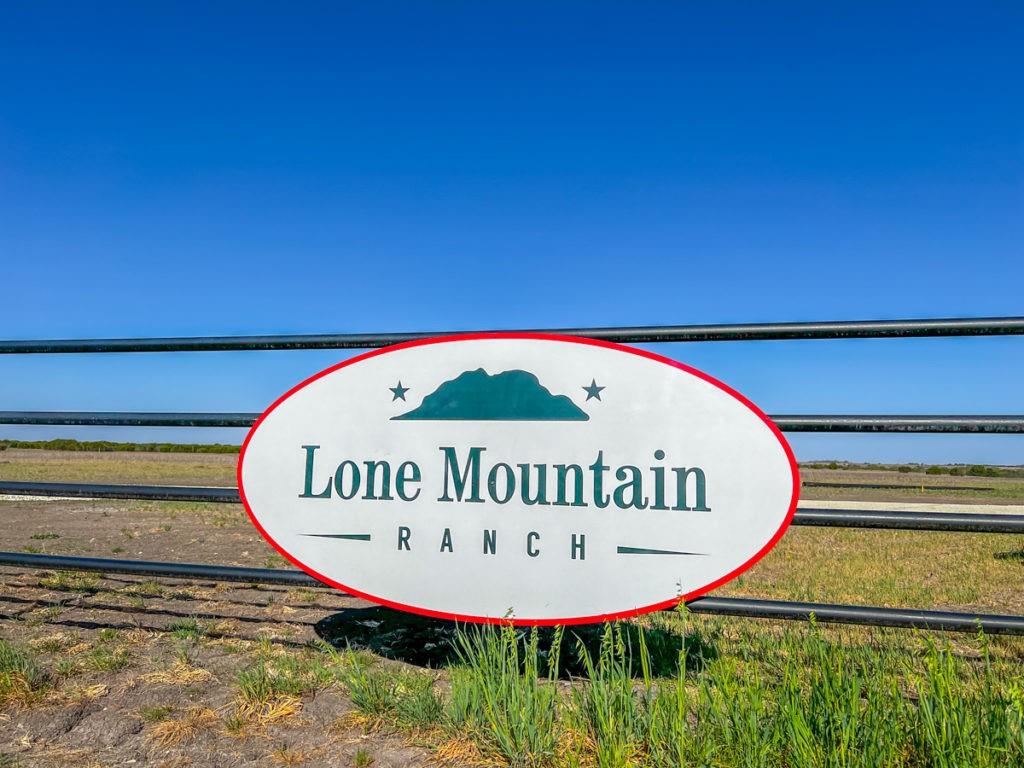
[0,450,1022,766]
[0,453,447,766]
[0,570,431,767]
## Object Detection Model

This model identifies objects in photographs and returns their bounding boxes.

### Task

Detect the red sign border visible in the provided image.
[237,333,800,626]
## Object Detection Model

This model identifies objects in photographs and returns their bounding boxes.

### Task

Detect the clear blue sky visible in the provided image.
[1,3,1021,463]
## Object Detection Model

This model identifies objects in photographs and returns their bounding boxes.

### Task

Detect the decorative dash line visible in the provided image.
[616,546,705,556]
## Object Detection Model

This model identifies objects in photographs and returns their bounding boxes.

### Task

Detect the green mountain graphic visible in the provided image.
[392,369,588,421]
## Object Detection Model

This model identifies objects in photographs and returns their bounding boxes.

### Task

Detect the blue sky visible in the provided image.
[1,3,1021,463]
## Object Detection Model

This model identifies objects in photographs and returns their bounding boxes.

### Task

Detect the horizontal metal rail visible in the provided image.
[3,481,1024,533]
[0,551,317,586]
[685,597,1024,635]
[0,411,257,428]
[1,551,1022,634]
[3,411,1023,433]
[791,507,1024,533]
[0,481,240,503]
[2,316,1023,354]
[773,415,1024,433]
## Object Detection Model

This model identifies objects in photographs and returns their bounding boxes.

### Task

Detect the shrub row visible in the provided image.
[0,439,239,454]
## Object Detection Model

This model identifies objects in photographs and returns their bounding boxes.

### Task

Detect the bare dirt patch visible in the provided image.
[0,479,446,763]
[0,564,439,767]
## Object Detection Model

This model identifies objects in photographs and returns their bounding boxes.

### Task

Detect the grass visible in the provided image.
[264,553,289,569]
[329,617,1024,768]
[84,640,131,672]
[139,704,176,723]
[447,625,561,766]
[340,652,443,730]
[0,639,49,705]
[39,571,101,593]
[722,527,1024,614]
[123,580,166,597]
[3,611,1023,765]
[28,632,79,653]
[168,618,203,642]
[233,645,349,724]
[0,448,237,485]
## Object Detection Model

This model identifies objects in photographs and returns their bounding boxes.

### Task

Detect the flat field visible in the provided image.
[0,449,1022,767]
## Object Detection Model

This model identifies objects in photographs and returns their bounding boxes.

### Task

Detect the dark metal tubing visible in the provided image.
[0,481,240,503]
[686,597,1024,635]
[4,482,1024,533]
[792,507,1024,533]
[0,551,317,586]
[4,411,1023,433]
[0,411,257,427]
[2,316,1023,354]
[773,415,1024,433]
[2,316,1019,633]
[1,551,1022,633]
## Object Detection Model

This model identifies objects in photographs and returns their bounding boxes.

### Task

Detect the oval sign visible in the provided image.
[238,334,798,625]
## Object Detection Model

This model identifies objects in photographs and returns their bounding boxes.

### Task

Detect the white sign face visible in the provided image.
[238,334,798,625]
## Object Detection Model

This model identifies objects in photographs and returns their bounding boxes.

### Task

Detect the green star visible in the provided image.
[583,379,605,401]
[389,381,410,401]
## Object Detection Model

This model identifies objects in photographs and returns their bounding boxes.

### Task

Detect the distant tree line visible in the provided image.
[0,438,239,454]
[801,461,1023,478]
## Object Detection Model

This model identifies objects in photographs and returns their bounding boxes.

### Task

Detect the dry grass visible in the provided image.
[0,449,237,485]
[147,706,220,747]
[28,632,79,653]
[234,693,303,725]
[141,660,214,686]
[335,710,388,735]
[26,745,99,762]
[56,683,109,704]
[270,745,314,765]
[433,736,493,766]
[38,571,101,593]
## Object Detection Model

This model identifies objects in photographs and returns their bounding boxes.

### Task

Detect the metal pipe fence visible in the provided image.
[2,316,1022,633]
[2,551,1023,634]
[3,316,1023,353]
[4,480,1024,533]
[3,411,1023,432]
